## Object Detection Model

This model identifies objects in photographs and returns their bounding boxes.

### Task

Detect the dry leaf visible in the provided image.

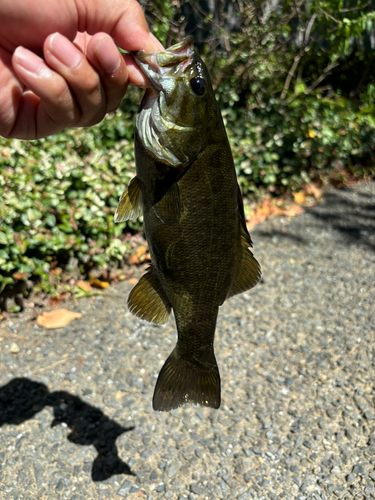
[246,194,304,230]
[50,297,61,308]
[12,272,27,280]
[136,245,148,257]
[305,184,323,200]
[1,147,11,158]
[129,245,151,265]
[89,276,109,289]
[280,205,304,217]
[77,280,91,292]
[129,254,140,265]
[293,192,306,204]
[37,309,82,329]
[128,278,139,285]
[50,267,62,275]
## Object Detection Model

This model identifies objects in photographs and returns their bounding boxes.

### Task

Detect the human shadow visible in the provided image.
[0,377,135,481]
[306,185,375,252]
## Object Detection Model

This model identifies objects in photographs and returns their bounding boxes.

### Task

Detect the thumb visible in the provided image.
[79,0,164,52]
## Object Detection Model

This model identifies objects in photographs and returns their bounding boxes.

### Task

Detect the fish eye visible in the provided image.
[190,77,206,96]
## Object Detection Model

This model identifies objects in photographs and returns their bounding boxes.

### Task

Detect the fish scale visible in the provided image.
[115,37,261,411]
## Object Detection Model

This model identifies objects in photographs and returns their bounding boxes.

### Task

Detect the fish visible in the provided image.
[115,36,261,411]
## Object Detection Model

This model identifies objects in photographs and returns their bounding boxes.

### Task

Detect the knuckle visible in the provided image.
[49,82,80,125]
[81,75,102,102]
[106,100,121,114]
[80,113,105,128]
[52,80,73,110]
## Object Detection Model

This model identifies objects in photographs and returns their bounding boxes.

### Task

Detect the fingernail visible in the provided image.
[14,47,44,73]
[49,33,81,68]
[95,35,121,75]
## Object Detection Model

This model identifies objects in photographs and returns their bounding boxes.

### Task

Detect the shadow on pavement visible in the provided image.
[254,229,308,245]
[0,377,135,481]
[306,186,375,251]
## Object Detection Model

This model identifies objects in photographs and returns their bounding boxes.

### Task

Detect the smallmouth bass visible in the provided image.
[115,37,261,411]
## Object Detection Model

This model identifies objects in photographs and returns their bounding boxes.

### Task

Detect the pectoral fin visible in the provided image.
[114,176,143,222]
[226,187,261,300]
[152,182,181,226]
[128,266,171,324]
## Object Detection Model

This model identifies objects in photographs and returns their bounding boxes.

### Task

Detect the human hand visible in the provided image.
[0,0,163,139]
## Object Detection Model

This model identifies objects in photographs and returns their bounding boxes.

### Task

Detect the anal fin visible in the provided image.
[114,176,143,222]
[128,266,171,324]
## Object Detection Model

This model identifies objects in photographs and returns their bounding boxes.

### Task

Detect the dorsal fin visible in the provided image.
[114,176,143,222]
[128,266,171,324]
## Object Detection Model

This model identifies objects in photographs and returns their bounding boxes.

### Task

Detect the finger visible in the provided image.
[81,0,164,53]
[44,32,106,127]
[85,33,129,113]
[11,47,80,138]
[0,46,23,137]
[123,54,150,88]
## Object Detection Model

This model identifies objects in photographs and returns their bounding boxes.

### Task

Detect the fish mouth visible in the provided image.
[132,36,194,92]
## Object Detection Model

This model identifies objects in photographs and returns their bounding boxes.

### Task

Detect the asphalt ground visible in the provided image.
[0,181,374,500]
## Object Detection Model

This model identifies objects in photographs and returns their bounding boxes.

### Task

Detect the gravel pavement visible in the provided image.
[0,181,374,500]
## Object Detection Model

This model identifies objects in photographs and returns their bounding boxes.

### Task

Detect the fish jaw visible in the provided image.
[132,37,195,91]
[133,36,208,167]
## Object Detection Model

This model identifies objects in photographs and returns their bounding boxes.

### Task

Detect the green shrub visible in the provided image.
[1,1,375,294]
[226,94,375,195]
[0,108,141,292]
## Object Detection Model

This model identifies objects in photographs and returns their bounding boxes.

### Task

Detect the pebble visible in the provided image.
[237,489,251,500]
[117,480,132,497]
[0,183,375,500]
[190,484,203,495]
[9,342,20,354]
[352,465,364,474]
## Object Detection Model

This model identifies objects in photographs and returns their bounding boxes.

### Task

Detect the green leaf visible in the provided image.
[0,231,7,245]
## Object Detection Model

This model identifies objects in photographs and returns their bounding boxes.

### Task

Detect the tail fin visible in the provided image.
[152,348,220,411]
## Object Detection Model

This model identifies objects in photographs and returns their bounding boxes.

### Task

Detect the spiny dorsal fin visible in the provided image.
[114,176,143,222]
[226,186,261,299]
[128,266,171,324]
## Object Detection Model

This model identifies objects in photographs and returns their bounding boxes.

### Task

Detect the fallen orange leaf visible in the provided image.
[246,195,304,230]
[129,245,151,265]
[77,280,91,292]
[128,278,139,285]
[305,184,323,200]
[37,309,82,329]
[136,245,148,257]
[89,276,109,289]
[293,192,306,204]
[129,254,140,265]
[12,272,27,280]
[50,267,62,275]
[50,298,61,308]
[280,205,304,217]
